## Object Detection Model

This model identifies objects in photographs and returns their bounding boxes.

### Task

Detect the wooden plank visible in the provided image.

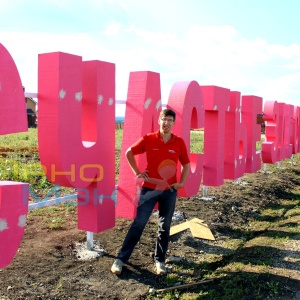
[170,221,190,236]
[155,279,214,293]
[189,217,205,223]
[188,219,215,240]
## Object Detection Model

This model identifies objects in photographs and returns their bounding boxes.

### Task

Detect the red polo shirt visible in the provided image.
[130,130,190,189]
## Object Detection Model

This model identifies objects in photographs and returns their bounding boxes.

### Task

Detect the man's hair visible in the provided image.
[160,109,176,121]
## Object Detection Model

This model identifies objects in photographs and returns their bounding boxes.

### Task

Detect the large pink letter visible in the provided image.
[283,104,294,159]
[168,81,204,197]
[0,43,27,134]
[117,71,161,219]
[224,91,248,179]
[276,102,286,162]
[38,52,115,232]
[201,86,230,186]
[0,182,29,268]
[0,44,29,268]
[292,106,300,154]
[241,95,262,173]
[261,101,279,164]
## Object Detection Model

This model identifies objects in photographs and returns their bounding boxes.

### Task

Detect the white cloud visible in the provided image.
[257,72,300,103]
[104,22,122,37]
[1,22,300,110]
[0,0,16,10]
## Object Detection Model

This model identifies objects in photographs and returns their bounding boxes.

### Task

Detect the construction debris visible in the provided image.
[170,218,215,240]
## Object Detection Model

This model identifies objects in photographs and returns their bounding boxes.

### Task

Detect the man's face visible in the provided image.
[158,115,175,134]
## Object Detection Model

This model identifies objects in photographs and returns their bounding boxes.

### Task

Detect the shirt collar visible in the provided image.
[156,130,176,142]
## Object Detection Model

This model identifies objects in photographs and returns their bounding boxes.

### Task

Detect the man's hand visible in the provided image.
[170,182,184,190]
[137,170,149,181]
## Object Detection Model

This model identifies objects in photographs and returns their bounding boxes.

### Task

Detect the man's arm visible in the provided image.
[170,163,190,190]
[126,148,149,180]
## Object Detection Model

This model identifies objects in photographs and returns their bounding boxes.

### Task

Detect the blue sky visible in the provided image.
[1,0,299,116]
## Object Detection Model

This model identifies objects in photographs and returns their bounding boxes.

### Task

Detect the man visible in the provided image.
[111,108,190,275]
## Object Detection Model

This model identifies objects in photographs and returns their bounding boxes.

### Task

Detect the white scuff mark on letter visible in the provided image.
[156,100,162,110]
[0,218,8,231]
[227,106,230,111]
[75,92,82,101]
[213,105,218,110]
[98,95,104,105]
[0,82,2,91]
[144,98,152,109]
[18,215,27,227]
[108,98,114,106]
[59,89,66,99]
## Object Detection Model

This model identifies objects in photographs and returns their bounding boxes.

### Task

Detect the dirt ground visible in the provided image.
[0,156,300,300]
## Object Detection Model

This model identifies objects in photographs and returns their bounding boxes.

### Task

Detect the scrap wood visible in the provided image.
[170,221,190,236]
[170,218,215,240]
[189,217,204,223]
[155,279,214,293]
[188,219,215,241]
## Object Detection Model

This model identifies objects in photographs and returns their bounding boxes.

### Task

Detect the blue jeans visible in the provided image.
[117,187,177,263]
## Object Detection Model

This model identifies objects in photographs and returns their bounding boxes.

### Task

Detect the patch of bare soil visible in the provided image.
[1,156,300,300]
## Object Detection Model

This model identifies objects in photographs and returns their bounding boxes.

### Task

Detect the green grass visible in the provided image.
[0,128,38,148]
[190,130,204,153]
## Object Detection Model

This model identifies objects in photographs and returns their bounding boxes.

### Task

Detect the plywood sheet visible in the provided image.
[170,221,190,236]
[189,218,204,223]
[188,219,215,240]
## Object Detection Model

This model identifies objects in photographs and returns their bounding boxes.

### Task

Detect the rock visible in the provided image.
[172,211,185,222]
[193,268,202,279]
[231,205,238,212]
[200,196,217,202]
[166,256,183,263]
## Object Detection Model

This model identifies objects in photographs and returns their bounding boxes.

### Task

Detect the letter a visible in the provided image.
[117,71,162,219]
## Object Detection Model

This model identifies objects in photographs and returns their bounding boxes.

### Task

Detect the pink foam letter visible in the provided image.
[0,43,27,134]
[117,71,161,219]
[261,101,279,164]
[224,91,248,179]
[38,52,115,232]
[241,95,262,173]
[0,182,29,268]
[0,44,29,268]
[201,86,230,186]
[282,104,294,159]
[276,102,286,162]
[167,81,204,196]
[292,106,300,154]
